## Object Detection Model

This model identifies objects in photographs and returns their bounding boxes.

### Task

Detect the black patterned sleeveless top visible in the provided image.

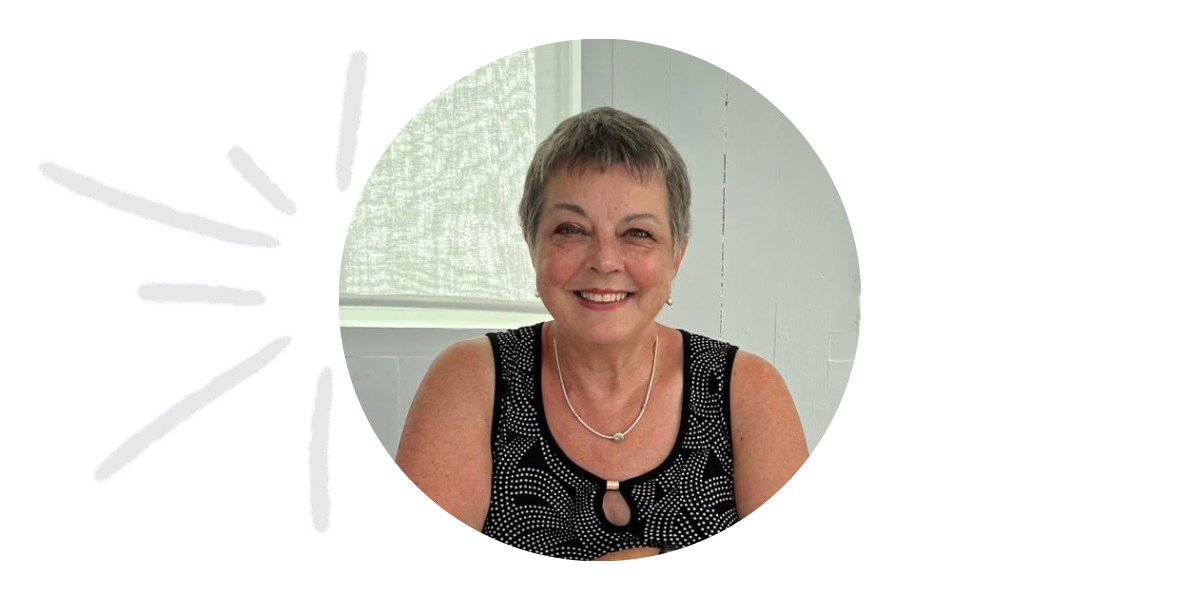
[482,322,740,560]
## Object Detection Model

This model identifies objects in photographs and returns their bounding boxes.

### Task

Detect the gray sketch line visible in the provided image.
[310,367,332,532]
[40,162,281,248]
[79,45,369,535]
[227,147,297,215]
[138,283,266,306]
[95,336,292,481]
[337,51,367,191]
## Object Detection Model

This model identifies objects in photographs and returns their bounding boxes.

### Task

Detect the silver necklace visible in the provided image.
[552,326,659,443]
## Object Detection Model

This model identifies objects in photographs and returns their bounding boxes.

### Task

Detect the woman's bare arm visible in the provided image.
[594,547,663,561]
[729,351,809,518]
[395,338,495,531]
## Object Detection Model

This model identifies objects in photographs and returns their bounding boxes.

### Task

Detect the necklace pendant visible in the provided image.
[612,433,624,443]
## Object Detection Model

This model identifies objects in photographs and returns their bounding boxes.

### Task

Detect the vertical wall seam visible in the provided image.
[719,73,729,338]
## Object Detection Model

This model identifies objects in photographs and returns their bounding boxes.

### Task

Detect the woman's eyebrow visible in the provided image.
[550,203,588,217]
[549,203,660,224]
[621,213,660,224]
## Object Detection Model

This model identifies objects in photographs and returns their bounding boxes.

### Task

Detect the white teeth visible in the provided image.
[579,291,629,303]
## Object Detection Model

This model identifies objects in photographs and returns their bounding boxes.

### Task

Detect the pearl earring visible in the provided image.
[535,290,540,298]
[666,295,673,306]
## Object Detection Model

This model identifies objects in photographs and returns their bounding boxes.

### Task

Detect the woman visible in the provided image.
[396,107,808,560]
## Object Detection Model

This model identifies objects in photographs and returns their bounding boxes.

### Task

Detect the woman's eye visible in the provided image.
[625,229,653,239]
[554,224,583,235]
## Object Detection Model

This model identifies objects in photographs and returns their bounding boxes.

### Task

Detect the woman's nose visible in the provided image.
[589,236,622,273]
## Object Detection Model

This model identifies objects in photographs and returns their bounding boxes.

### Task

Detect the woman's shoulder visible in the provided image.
[674,335,785,407]
[412,320,543,417]
[417,336,497,408]
[725,347,809,517]
[435,336,494,370]
[730,349,780,389]
[395,334,498,530]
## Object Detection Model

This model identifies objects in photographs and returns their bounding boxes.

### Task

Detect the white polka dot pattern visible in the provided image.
[481,323,739,560]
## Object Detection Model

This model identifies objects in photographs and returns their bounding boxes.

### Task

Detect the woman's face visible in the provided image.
[529,164,685,346]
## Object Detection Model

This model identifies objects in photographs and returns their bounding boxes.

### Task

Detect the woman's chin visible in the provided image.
[553,316,650,346]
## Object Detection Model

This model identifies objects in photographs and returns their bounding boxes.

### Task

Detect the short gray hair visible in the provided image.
[519,106,691,255]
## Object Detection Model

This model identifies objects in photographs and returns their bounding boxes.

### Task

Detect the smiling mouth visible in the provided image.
[574,291,633,303]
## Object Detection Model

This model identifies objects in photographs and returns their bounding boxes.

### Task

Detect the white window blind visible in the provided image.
[340,42,580,317]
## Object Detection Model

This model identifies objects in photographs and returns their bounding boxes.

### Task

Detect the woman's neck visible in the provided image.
[548,321,659,406]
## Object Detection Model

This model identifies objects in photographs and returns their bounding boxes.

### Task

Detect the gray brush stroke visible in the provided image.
[95,337,292,480]
[41,163,280,248]
[138,283,266,306]
[311,367,332,532]
[337,51,366,191]
[227,147,297,215]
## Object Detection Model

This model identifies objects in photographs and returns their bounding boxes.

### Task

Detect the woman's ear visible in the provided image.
[672,238,689,275]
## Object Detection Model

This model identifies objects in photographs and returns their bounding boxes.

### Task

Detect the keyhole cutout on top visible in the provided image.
[602,490,631,527]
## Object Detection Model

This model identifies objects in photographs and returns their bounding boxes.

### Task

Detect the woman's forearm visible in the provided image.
[597,549,672,561]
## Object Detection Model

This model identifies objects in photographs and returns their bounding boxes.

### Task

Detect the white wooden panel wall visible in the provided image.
[580,39,613,107]
[775,119,861,449]
[612,42,670,131]
[775,121,826,448]
[723,75,783,359]
[664,51,726,336]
